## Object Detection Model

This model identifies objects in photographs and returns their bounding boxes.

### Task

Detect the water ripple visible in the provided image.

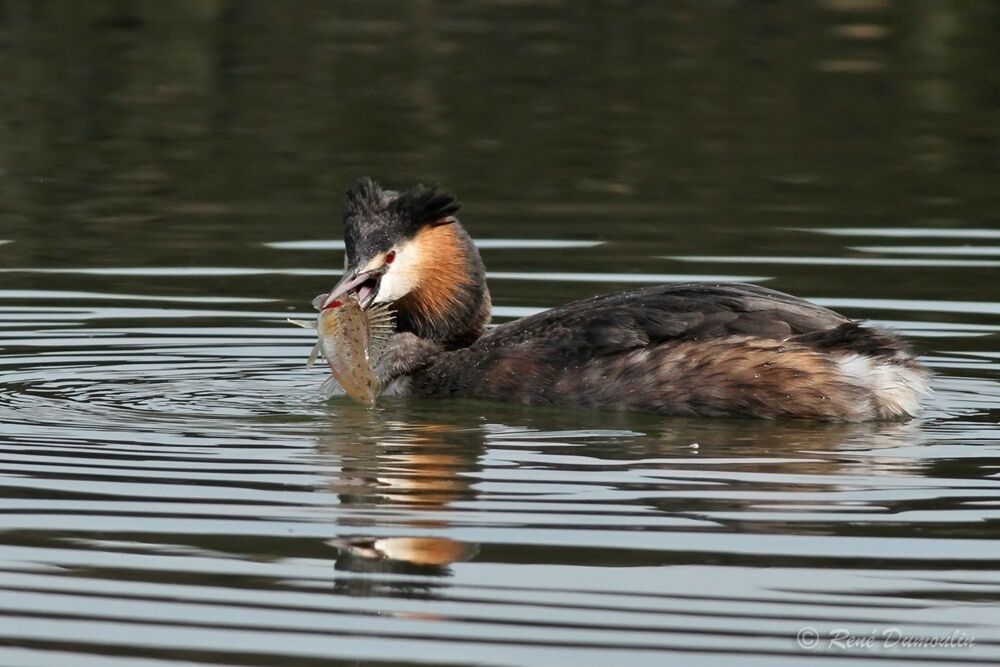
[1,276,998,667]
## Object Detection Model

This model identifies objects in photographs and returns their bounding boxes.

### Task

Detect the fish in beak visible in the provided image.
[290,293,396,406]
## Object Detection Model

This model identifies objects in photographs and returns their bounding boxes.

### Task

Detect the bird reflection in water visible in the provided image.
[328,536,478,577]
[315,405,484,581]
[314,402,928,583]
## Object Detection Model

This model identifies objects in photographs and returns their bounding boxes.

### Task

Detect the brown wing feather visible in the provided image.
[476,282,850,361]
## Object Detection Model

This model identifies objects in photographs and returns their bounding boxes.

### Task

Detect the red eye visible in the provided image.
[385,250,396,264]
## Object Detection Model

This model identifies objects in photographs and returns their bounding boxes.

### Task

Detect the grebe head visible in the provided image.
[315,178,491,350]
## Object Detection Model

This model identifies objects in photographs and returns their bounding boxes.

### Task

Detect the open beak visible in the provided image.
[312,266,385,311]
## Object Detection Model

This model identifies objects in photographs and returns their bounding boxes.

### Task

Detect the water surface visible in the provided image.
[1,2,999,666]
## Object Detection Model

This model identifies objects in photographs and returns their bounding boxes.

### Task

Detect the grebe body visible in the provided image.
[315,179,929,421]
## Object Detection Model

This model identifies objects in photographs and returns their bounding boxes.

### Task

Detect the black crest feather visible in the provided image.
[340,179,462,265]
[391,184,461,233]
[343,177,384,222]
[342,177,389,256]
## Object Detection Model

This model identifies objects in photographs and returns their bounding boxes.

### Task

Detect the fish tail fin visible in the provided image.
[320,375,344,398]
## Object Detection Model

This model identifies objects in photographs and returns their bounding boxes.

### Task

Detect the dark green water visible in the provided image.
[1,2,999,666]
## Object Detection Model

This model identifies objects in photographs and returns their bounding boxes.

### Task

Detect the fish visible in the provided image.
[288,294,395,406]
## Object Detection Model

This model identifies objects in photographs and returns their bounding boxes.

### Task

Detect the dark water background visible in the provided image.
[1,1,999,665]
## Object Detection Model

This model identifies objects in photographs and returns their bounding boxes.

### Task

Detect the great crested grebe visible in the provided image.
[313,178,930,421]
